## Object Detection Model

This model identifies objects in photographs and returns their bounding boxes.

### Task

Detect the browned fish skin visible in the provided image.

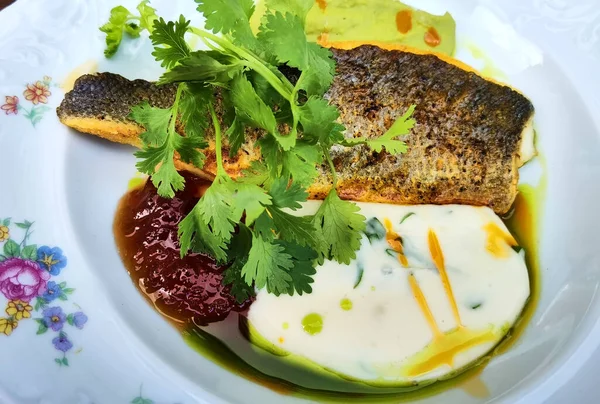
[57,45,534,214]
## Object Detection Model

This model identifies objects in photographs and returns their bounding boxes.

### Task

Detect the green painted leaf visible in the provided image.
[66,313,74,326]
[36,322,48,335]
[55,358,62,365]
[3,239,20,257]
[34,297,46,311]
[58,295,68,301]
[131,398,144,404]
[15,222,29,229]
[0,254,6,262]
[1,218,10,226]
[27,106,50,127]
[59,282,67,288]
[63,288,75,294]
[21,244,38,260]
[62,357,69,366]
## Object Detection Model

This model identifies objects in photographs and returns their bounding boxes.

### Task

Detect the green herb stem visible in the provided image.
[209,103,225,175]
[169,84,184,136]
[189,27,293,98]
[323,147,338,188]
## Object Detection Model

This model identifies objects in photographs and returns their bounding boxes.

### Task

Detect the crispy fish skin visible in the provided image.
[57,45,534,214]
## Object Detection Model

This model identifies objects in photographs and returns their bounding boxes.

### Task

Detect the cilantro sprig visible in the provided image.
[100,0,415,302]
[100,0,158,57]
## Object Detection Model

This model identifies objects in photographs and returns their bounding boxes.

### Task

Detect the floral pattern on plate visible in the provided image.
[1,76,56,126]
[0,218,88,366]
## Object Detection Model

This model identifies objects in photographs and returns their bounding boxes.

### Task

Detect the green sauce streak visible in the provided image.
[301,313,324,335]
[340,298,353,311]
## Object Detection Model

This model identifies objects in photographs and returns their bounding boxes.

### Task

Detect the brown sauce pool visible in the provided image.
[113,173,252,328]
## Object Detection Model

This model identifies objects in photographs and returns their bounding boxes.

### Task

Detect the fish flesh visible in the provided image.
[57,45,535,214]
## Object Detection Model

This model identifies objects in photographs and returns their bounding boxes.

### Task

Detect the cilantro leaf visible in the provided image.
[223,225,255,303]
[99,6,134,58]
[230,73,295,150]
[345,105,416,154]
[301,43,336,96]
[312,190,366,265]
[195,0,260,53]
[133,85,207,198]
[230,73,276,132]
[196,0,255,35]
[178,203,228,261]
[253,211,276,242]
[269,177,307,210]
[179,83,212,141]
[181,175,271,254]
[136,0,158,32]
[269,207,317,248]
[241,235,293,295]
[258,12,335,96]
[99,1,158,58]
[232,182,272,225]
[194,175,238,242]
[159,51,242,85]
[299,96,345,146]
[128,102,172,146]
[135,139,184,198]
[151,16,191,69]
[226,117,246,157]
[278,240,317,296]
[258,12,307,67]
[281,141,322,187]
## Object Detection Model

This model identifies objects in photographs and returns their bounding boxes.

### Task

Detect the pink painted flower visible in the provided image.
[0,258,50,302]
[23,81,50,105]
[1,96,19,115]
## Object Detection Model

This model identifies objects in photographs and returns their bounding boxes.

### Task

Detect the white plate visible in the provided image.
[1,0,599,403]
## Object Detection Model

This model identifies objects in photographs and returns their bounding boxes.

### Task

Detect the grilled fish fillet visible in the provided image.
[57,45,534,214]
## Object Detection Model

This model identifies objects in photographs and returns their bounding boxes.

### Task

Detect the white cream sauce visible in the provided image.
[247,203,530,385]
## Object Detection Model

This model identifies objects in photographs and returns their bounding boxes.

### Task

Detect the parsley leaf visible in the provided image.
[345,105,416,154]
[151,16,191,69]
[312,190,366,265]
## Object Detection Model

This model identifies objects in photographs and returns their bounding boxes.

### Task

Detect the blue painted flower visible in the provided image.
[72,312,88,329]
[52,334,73,352]
[42,306,66,331]
[37,246,67,276]
[41,281,64,302]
